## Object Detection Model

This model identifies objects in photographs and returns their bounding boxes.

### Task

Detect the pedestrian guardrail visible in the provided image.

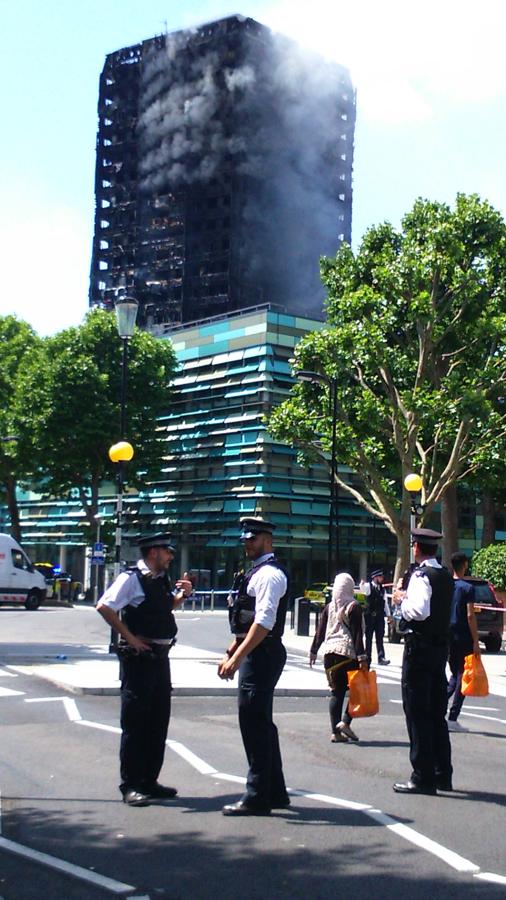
[185,590,230,612]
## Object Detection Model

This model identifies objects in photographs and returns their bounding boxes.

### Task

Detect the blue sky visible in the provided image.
[2,0,506,335]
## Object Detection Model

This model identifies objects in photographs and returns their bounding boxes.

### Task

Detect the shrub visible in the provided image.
[471,544,506,591]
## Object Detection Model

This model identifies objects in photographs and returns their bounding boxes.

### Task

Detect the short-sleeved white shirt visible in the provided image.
[401,559,440,622]
[98,560,163,611]
[247,553,288,631]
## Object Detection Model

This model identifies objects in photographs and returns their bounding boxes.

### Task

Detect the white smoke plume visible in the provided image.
[136,18,354,317]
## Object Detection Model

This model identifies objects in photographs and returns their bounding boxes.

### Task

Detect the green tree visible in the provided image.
[0,316,41,541]
[472,543,506,591]
[16,308,178,527]
[268,194,506,578]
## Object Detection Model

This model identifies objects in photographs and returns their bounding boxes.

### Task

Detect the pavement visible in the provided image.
[5,609,506,698]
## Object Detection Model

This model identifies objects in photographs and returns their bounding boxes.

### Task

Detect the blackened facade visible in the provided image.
[89,15,355,328]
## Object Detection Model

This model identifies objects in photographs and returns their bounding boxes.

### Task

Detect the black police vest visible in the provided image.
[122,569,177,640]
[408,565,454,644]
[228,557,288,639]
[366,582,385,615]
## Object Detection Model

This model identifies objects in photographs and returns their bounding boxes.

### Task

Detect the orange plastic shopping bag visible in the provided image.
[347,668,379,717]
[461,653,489,697]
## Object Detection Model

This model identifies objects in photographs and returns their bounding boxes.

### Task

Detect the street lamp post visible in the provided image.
[296,370,339,583]
[92,514,102,606]
[404,473,424,562]
[107,296,138,652]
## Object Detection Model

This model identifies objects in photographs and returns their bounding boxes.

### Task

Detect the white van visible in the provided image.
[0,533,47,610]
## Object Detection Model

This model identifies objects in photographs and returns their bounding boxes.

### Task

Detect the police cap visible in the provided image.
[370,568,384,579]
[137,532,176,552]
[240,517,276,540]
[411,527,443,542]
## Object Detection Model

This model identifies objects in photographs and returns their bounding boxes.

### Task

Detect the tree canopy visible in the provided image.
[268,194,506,576]
[15,308,178,528]
[0,316,42,540]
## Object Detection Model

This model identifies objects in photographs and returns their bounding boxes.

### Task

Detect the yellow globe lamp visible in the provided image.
[404,473,423,493]
[109,441,134,463]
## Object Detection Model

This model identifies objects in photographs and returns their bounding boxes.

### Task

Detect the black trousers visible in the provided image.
[119,652,172,794]
[238,639,287,809]
[401,637,452,788]
[447,640,472,721]
[323,653,358,730]
[365,612,386,665]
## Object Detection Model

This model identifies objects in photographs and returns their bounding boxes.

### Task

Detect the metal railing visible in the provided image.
[184,590,230,612]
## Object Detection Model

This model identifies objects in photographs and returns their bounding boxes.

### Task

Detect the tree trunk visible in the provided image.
[441,483,458,568]
[481,491,496,547]
[5,475,22,543]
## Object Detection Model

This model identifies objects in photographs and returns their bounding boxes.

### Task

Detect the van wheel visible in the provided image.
[484,633,503,653]
[25,591,41,611]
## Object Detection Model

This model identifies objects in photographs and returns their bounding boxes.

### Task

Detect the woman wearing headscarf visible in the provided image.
[309,572,368,742]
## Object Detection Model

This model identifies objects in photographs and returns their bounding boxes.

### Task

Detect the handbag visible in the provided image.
[347,668,379,717]
[461,653,489,697]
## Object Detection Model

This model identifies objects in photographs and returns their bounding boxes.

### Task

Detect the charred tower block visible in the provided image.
[89,15,355,328]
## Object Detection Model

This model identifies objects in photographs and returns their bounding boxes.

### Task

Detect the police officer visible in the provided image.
[393,528,454,795]
[97,533,192,807]
[359,568,390,666]
[218,517,290,816]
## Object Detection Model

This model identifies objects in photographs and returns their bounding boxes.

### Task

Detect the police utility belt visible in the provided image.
[116,638,176,660]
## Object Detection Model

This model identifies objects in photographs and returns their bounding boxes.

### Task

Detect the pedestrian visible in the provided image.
[392,528,454,795]
[309,572,368,742]
[447,551,480,732]
[359,568,390,666]
[96,533,192,807]
[218,517,290,816]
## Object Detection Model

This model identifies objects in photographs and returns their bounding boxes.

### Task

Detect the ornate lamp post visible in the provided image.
[296,370,339,583]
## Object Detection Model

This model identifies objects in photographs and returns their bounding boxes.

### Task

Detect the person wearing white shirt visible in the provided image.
[392,528,454,796]
[218,517,289,816]
[97,532,192,807]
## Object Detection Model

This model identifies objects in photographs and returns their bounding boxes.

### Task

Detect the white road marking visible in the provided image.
[25,696,81,721]
[0,836,135,895]
[6,693,506,890]
[0,668,17,678]
[460,710,506,725]
[167,739,218,775]
[365,809,479,873]
[474,872,506,885]
[0,687,24,697]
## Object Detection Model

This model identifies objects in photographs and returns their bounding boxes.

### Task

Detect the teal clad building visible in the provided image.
[2,306,397,597]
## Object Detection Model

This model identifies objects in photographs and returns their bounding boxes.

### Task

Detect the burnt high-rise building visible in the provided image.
[89,15,355,327]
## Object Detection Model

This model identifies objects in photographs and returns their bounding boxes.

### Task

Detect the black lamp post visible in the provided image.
[296,370,339,583]
[107,296,138,652]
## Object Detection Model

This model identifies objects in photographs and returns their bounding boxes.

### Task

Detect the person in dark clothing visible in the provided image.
[218,517,289,816]
[310,572,368,742]
[447,551,480,732]
[359,569,390,665]
[392,528,454,795]
[97,533,192,807]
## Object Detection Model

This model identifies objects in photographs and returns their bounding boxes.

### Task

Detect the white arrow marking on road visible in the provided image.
[0,687,24,697]
[25,696,81,721]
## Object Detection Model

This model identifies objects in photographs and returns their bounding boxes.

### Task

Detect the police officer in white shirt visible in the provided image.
[97,533,192,807]
[393,528,454,795]
[218,517,290,816]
